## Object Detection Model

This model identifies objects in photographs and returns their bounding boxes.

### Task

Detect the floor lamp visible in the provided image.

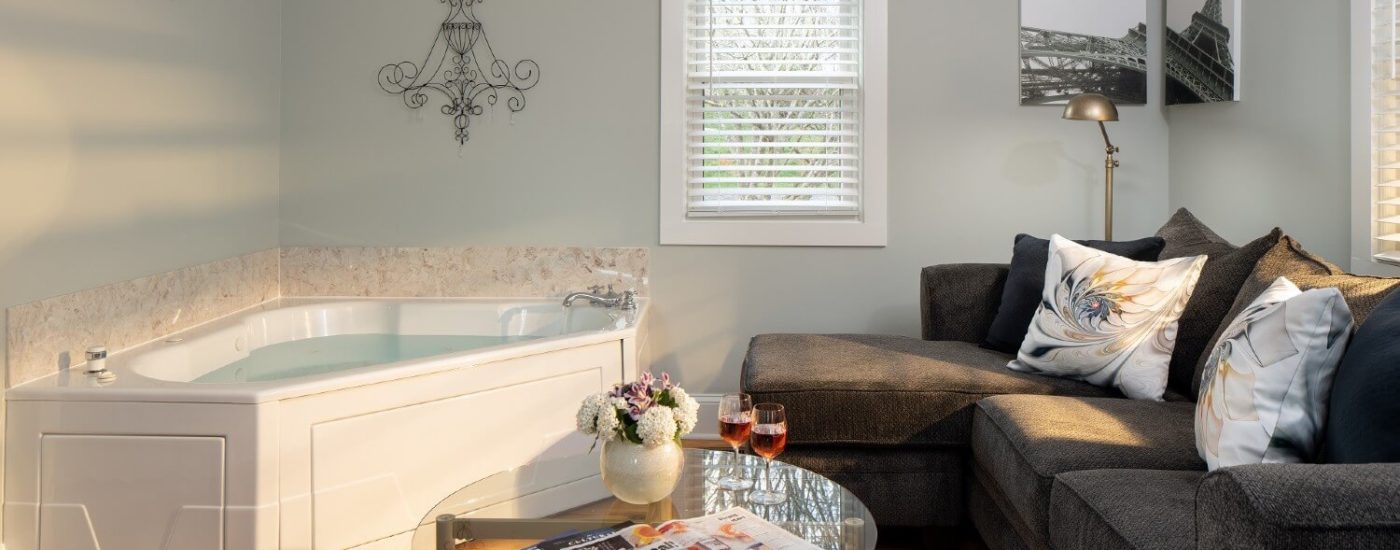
[1062,93,1120,240]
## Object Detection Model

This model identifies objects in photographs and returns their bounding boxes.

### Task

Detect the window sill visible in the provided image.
[660,216,886,247]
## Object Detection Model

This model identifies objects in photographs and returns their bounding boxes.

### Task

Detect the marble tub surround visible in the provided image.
[279,246,649,298]
[6,249,280,387]
[6,245,648,388]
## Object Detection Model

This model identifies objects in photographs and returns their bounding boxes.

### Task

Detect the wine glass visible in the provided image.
[717,393,754,490]
[749,403,788,505]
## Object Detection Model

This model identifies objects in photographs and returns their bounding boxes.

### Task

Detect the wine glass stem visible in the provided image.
[732,444,741,479]
[765,459,773,494]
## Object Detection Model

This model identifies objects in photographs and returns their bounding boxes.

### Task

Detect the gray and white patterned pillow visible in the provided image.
[1007,235,1207,400]
[1195,277,1353,471]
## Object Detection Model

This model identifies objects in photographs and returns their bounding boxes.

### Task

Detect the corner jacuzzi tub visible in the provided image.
[5,297,647,550]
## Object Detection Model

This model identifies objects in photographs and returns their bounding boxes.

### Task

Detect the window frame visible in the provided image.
[1353,0,1400,272]
[659,0,889,247]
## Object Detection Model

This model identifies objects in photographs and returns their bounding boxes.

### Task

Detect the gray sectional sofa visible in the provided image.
[742,251,1400,549]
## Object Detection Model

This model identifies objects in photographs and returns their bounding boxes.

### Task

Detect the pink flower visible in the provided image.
[623,382,653,419]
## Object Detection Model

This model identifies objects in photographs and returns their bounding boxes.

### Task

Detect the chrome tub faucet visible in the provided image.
[563,286,637,311]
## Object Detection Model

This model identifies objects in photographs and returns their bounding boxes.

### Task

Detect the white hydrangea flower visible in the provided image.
[670,387,700,436]
[610,396,629,410]
[636,406,678,447]
[594,402,620,440]
[576,393,603,435]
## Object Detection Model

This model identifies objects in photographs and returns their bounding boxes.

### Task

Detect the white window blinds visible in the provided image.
[685,0,863,216]
[1373,0,1400,263]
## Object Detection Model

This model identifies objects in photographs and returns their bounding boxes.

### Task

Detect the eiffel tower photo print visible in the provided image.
[1166,0,1240,104]
[1019,0,1148,106]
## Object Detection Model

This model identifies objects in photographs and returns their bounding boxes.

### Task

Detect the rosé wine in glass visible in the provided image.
[749,403,787,505]
[717,394,754,490]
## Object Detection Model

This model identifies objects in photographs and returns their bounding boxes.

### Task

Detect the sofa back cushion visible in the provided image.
[1324,288,1400,463]
[1155,208,1234,259]
[1193,235,1400,396]
[981,234,1165,353]
[1154,209,1282,398]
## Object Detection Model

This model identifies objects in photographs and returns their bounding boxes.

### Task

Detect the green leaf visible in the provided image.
[624,423,643,445]
[656,389,678,408]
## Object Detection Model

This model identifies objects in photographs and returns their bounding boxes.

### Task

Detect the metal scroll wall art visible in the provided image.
[378,0,540,145]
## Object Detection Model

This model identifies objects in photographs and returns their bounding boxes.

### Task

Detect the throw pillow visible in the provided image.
[1324,287,1400,463]
[1190,235,1400,395]
[1155,208,1234,259]
[981,233,1166,353]
[1154,209,1282,398]
[1195,277,1353,470]
[1007,235,1206,400]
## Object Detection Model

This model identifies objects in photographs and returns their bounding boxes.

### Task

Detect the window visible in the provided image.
[660,0,888,246]
[1367,0,1400,264]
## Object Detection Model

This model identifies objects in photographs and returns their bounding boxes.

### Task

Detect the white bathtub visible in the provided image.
[5,297,647,550]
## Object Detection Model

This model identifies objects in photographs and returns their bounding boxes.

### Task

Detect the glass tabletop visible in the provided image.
[411,448,877,550]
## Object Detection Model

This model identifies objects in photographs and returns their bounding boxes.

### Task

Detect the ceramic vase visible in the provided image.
[600,439,684,504]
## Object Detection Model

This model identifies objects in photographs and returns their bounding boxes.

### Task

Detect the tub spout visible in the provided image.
[563,289,636,311]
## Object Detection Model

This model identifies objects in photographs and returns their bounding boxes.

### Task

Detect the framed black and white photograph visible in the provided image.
[1019,0,1148,105]
[1166,0,1240,104]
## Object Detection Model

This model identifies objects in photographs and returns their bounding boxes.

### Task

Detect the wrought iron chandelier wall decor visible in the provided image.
[378,0,540,145]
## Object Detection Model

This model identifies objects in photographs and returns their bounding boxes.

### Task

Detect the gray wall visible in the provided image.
[1168,0,1351,262]
[0,0,283,539]
[0,0,283,382]
[280,0,1172,393]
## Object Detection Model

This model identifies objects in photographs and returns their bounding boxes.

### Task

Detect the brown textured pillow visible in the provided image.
[1155,209,1281,398]
[1156,208,1235,260]
[1191,235,1400,396]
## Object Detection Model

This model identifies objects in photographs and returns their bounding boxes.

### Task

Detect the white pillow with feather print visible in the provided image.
[1008,234,1207,400]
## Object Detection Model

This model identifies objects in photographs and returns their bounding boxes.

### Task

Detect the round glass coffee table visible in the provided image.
[412,449,877,550]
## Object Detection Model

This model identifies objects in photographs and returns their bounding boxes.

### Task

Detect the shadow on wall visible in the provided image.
[0,0,282,386]
[0,2,264,70]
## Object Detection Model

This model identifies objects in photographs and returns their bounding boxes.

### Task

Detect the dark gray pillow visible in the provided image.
[980,234,1165,354]
[1155,209,1281,398]
[1324,288,1400,463]
[1156,208,1235,259]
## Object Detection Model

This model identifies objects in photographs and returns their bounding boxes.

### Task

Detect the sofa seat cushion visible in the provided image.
[1050,469,1203,550]
[970,395,1204,544]
[741,334,1118,447]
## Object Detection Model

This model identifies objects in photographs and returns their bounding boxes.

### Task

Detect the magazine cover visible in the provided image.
[550,508,820,550]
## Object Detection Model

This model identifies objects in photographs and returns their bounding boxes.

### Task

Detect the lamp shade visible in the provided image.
[1062,93,1119,122]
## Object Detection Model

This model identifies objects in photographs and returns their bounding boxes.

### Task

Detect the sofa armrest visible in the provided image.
[919,263,1009,343]
[1196,463,1400,549]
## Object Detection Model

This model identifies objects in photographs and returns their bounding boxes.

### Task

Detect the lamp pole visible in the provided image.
[1098,121,1119,241]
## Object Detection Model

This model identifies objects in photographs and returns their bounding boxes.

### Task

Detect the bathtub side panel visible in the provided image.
[3,400,274,550]
[277,340,623,550]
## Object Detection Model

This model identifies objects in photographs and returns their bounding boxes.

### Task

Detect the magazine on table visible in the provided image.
[535,507,821,550]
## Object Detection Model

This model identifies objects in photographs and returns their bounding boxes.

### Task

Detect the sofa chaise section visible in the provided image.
[741,334,1116,527]
[969,395,1203,549]
[743,335,1117,447]
[741,262,1120,528]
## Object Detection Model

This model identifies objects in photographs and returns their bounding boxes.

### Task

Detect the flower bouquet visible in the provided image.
[576,372,699,503]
